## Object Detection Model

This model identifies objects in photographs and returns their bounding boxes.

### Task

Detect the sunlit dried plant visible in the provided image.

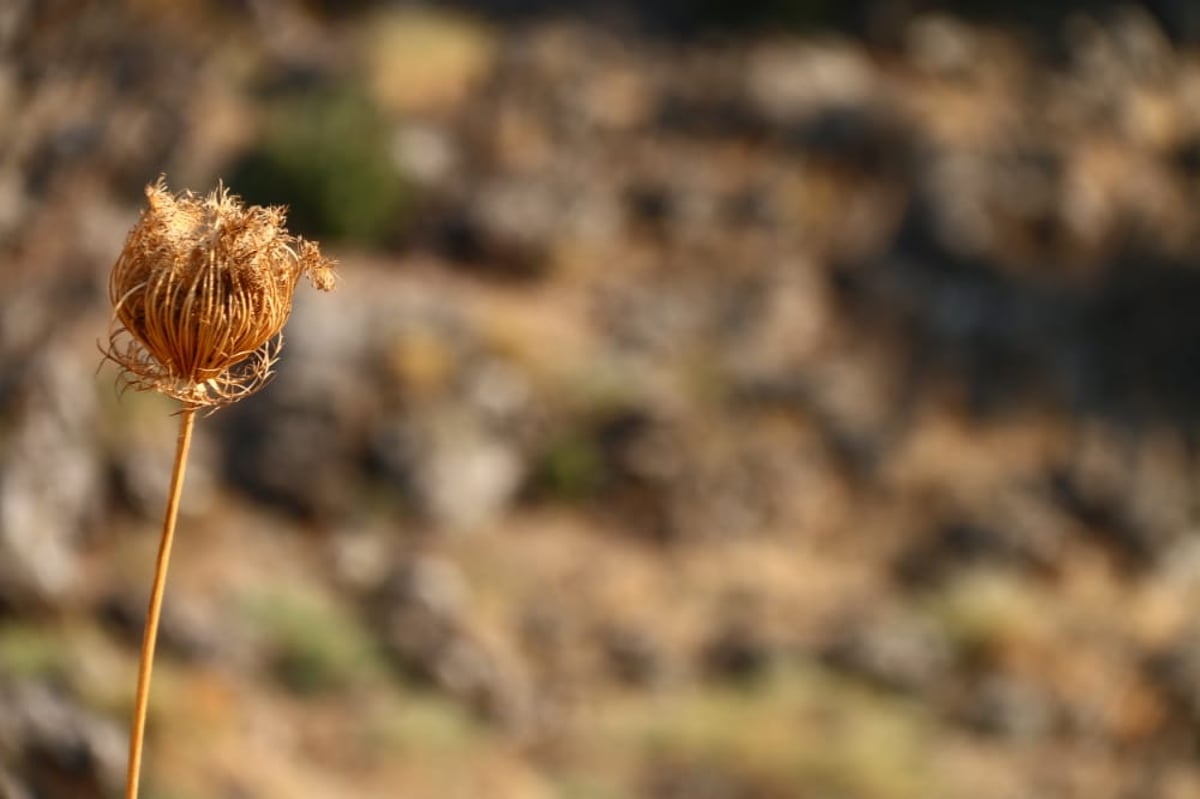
[102,178,335,799]
[105,177,335,411]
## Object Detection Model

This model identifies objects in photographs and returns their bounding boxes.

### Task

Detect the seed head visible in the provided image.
[103,178,336,410]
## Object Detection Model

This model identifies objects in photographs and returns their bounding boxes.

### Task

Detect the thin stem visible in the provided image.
[125,407,196,799]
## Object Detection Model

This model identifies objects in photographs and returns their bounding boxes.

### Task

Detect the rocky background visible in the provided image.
[6,1,1200,797]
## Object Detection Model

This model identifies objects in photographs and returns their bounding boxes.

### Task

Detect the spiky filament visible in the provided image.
[103,178,336,410]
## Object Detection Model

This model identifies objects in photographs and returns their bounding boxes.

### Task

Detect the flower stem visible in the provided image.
[125,406,195,799]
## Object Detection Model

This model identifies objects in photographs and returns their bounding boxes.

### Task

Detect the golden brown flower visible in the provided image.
[104,178,336,410]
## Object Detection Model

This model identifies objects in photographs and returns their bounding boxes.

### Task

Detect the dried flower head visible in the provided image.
[104,178,336,410]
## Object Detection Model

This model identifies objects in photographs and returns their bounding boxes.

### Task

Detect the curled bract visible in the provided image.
[103,178,336,410]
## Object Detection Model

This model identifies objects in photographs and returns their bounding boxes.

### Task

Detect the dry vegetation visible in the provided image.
[5,2,1200,798]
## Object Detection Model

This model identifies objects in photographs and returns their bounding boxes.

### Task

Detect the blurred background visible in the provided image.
[6,0,1200,797]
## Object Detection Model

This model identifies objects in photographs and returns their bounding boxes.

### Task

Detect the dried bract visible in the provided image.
[104,178,336,410]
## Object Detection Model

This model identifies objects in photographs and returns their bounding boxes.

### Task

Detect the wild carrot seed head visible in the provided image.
[104,178,336,410]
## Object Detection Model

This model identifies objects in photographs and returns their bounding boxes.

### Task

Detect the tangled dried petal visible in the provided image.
[103,178,336,410]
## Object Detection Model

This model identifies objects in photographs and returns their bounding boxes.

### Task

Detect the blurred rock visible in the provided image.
[1144,630,1200,732]
[371,554,529,726]
[0,680,124,799]
[893,510,1062,586]
[0,342,101,607]
[328,523,396,592]
[958,673,1057,740]
[221,398,356,521]
[98,587,222,664]
[906,15,981,79]
[392,122,459,187]
[600,622,666,687]
[363,7,495,118]
[701,618,771,683]
[106,395,218,522]
[641,760,755,799]
[1048,427,1183,569]
[410,406,526,531]
[0,765,31,799]
[821,608,953,696]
